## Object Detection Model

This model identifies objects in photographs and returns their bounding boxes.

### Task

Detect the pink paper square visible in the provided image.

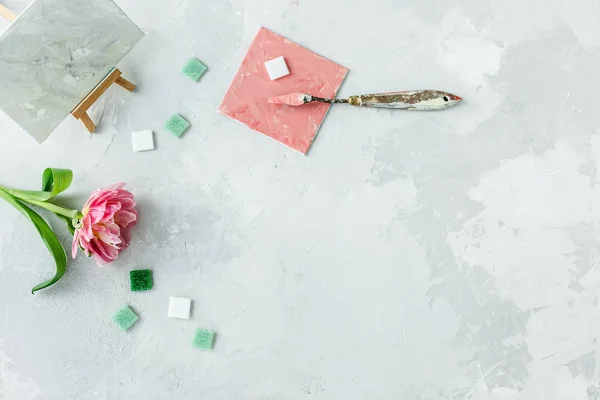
[219,27,349,154]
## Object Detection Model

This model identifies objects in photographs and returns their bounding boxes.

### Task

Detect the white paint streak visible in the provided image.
[436,8,506,135]
[0,343,44,400]
[448,139,600,396]
[448,141,592,309]
[438,9,504,86]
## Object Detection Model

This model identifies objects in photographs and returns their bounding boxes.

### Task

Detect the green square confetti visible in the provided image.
[192,328,215,350]
[182,57,207,81]
[130,269,153,292]
[165,114,190,138]
[113,306,138,331]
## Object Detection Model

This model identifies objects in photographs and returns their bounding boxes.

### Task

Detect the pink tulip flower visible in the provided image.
[72,183,138,266]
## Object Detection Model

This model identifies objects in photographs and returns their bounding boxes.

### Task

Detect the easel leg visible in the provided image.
[80,113,96,133]
[115,76,135,92]
[0,4,17,21]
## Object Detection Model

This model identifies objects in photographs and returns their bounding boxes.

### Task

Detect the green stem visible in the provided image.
[0,185,51,201]
[24,198,79,219]
[0,187,13,204]
[0,186,81,229]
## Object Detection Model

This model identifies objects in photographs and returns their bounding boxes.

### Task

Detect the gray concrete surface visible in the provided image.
[1,0,600,399]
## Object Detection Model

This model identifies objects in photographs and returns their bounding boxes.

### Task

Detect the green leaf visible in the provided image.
[0,188,67,293]
[0,168,73,203]
[41,168,73,196]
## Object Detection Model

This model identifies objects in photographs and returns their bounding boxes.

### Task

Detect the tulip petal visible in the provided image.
[114,210,137,227]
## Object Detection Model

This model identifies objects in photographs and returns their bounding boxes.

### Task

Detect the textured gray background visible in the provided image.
[1,0,599,399]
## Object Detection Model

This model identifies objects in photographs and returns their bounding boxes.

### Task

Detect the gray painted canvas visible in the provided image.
[0,0,143,143]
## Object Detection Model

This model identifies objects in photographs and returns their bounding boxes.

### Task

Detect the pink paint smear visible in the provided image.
[267,92,307,106]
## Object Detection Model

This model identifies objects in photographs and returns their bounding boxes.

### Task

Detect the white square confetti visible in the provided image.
[132,130,154,152]
[264,56,290,80]
[168,297,191,319]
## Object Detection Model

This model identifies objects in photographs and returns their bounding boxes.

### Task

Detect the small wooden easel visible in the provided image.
[71,68,135,133]
[0,4,136,133]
